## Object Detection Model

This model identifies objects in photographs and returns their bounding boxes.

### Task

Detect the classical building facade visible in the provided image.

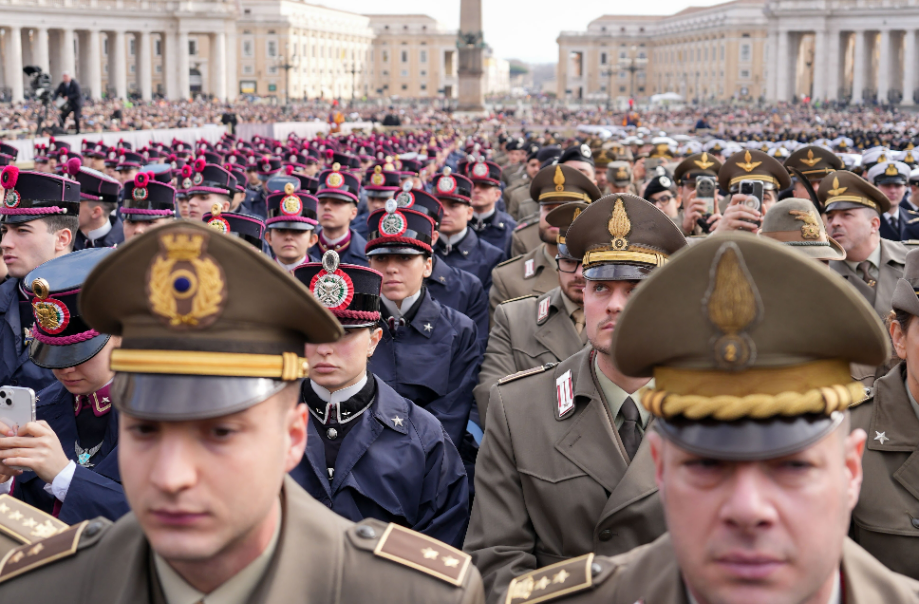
[0,2,466,102]
[559,0,919,105]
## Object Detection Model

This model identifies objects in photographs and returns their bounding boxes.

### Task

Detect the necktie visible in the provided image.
[572,308,585,335]
[890,215,899,232]
[618,396,642,461]
[857,261,875,287]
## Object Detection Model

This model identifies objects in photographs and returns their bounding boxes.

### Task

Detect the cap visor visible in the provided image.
[655,412,845,461]
[366,246,426,256]
[584,264,654,281]
[268,221,314,231]
[340,319,380,329]
[826,200,877,213]
[113,373,289,421]
[29,335,110,369]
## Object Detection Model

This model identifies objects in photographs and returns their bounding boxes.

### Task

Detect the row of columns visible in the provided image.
[769,27,919,104]
[2,25,233,103]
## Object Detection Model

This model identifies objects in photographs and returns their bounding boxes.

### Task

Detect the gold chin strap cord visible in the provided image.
[111,349,309,380]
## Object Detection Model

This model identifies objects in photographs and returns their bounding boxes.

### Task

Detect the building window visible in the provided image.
[401,50,408,63]
[600,52,607,65]
[401,84,408,90]
[740,43,751,62]
[155,64,162,73]
[243,64,254,75]
[420,50,427,63]
[104,38,108,55]
[189,40,197,56]
[155,39,161,56]
[401,69,408,77]
[740,69,750,79]
[720,45,725,60]
[382,70,389,76]
[130,64,135,73]
[243,40,254,58]
[619,85,626,92]
[130,38,135,55]
[268,65,278,75]
[421,83,427,90]
[382,50,389,62]
[267,40,277,58]
[420,70,427,76]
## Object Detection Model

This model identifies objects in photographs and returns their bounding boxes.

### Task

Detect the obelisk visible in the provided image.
[457,0,485,112]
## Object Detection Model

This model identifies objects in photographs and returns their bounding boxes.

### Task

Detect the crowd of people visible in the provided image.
[0,112,918,602]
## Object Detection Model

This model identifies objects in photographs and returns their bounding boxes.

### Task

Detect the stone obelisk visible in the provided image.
[457,0,485,112]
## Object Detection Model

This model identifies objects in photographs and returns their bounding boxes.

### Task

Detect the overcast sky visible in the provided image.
[321,0,729,63]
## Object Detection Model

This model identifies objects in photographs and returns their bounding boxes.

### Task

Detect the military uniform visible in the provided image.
[426,255,489,350]
[435,228,506,294]
[0,495,69,559]
[488,246,557,321]
[467,161,517,253]
[508,214,542,257]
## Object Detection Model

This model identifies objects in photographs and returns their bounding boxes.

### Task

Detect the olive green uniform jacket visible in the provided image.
[508,214,543,259]
[850,362,919,580]
[0,476,485,603]
[488,243,559,323]
[475,287,587,425]
[830,239,908,318]
[464,347,666,604]
[515,534,919,604]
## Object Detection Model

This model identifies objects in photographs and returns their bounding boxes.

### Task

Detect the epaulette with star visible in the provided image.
[372,523,472,586]
[504,554,601,604]
[0,495,68,546]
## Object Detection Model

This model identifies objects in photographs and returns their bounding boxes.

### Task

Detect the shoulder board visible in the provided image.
[504,553,599,604]
[373,523,471,586]
[904,239,919,246]
[496,255,523,268]
[499,294,537,306]
[0,518,109,584]
[906,209,919,216]
[499,362,557,385]
[0,495,68,546]
[908,218,919,225]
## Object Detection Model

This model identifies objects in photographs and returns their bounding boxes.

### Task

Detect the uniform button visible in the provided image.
[356,525,376,539]
[911,517,919,529]
[85,520,104,537]
[591,563,602,577]
[326,428,338,440]
[598,529,613,541]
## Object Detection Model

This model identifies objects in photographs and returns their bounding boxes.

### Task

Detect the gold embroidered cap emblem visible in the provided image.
[800,149,821,167]
[694,152,714,170]
[737,150,762,173]
[703,242,762,370]
[146,230,227,329]
[616,166,629,180]
[608,198,631,251]
[553,165,565,192]
[827,177,847,197]
[789,209,821,240]
[886,163,899,176]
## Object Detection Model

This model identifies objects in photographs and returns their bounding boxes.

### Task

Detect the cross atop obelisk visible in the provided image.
[457,0,485,112]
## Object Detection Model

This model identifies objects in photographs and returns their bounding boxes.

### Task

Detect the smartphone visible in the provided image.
[696,176,716,215]
[0,386,36,472]
[738,180,764,212]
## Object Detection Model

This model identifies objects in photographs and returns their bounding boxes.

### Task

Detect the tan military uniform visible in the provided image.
[475,287,587,424]
[850,363,919,580]
[503,534,919,604]
[509,214,542,258]
[0,495,68,560]
[0,477,485,603]
[506,182,537,221]
[464,348,665,604]
[829,239,908,317]
[488,243,559,320]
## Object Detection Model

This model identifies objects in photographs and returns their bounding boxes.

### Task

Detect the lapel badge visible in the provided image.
[557,369,575,417]
[537,296,550,322]
[524,258,535,278]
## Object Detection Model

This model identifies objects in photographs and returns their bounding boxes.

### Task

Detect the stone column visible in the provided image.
[812,29,828,100]
[177,30,190,99]
[164,30,177,100]
[852,31,866,103]
[5,26,24,103]
[61,28,76,78]
[34,27,49,73]
[86,30,102,100]
[776,30,790,101]
[137,31,152,101]
[878,29,891,103]
[904,29,917,106]
[826,30,841,102]
[225,28,237,101]
[211,31,226,100]
[111,30,128,99]
[766,29,779,101]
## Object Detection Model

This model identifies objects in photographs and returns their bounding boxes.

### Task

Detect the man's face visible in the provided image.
[231,191,245,212]
[538,203,562,245]
[119,385,306,565]
[123,218,172,241]
[525,159,541,179]
[77,201,102,230]
[557,260,585,305]
[609,184,630,194]
[792,180,811,200]
[826,208,878,253]
[0,220,68,278]
[367,193,394,213]
[62,74,71,84]
[584,279,639,354]
[649,423,865,604]
[118,169,138,185]
[878,182,906,208]
[563,160,596,184]
[470,183,500,213]
[53,336,118,395]
[678,183,695,207]
[761,189,778,214]
[368,254,432,302]
[188,194,230,221]
[911,183,919,204]
[595,168,609,191]
[265,228,316,265]
[246,170,261,187]
[177,197,190,219]
[508,150,526,164]
[650,190,679,218]
[306,328,379,392]
[439,200,473,236]
[317,198,358,231]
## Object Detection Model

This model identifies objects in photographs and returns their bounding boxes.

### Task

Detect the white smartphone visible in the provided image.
[0,386,36,472]
[0,386,36,435]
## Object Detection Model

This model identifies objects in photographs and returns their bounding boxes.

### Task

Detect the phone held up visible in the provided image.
[695,176,717,234]
[0,386,37,472]
[738,179,765,227]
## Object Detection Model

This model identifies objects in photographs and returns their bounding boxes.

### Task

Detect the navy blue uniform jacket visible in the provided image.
[434,229,506,294]
[426,256,488,350]
[0,278,56,392]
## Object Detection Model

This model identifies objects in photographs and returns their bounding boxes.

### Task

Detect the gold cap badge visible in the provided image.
[703,242,762,370]
[608,198,631,251]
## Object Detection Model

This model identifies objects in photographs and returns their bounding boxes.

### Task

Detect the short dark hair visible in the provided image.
[88,200,117,217]
[41,214,79,247]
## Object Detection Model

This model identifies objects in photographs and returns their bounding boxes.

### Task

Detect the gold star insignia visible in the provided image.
[421,547,439,559]
[737,150,762,173]
[800,149,821,167]
[534,576,551,590]
[9,551,24,564]
[0,503,8,513]
[21,517,36,528]
[553,569,570,584]
[827,177,847,197]
[443,555,460,568]
[27,543,44,556]
[8,510,23,521]
[31,521,59,539]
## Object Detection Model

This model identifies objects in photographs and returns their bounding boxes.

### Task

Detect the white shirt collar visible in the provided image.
[277,255,306,272]
[85,219,112,242]
[310,373,368,406]
[473,207,496,221]
[381,290,422,319]
[444,227,468,246]
[322,230,349,246]
[154,501,282,604]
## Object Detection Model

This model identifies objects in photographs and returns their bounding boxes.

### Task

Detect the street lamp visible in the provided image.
[618,45,646,103]
[276,53,299,106]
[602,67,615,111]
